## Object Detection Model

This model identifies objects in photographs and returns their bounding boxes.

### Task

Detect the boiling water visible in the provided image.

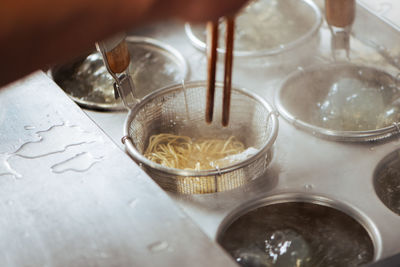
[56,53,116,103]
[128,47,183,99]
[375,154,400,215]
[219,203,374,267]
[313,77,397,131]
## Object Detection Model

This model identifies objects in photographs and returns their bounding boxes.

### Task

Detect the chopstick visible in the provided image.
[205,16,235,127]
[222,16,234,127]
[205,21,219,124]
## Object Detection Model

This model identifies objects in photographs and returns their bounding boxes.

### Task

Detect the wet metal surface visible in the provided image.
[0,73,236,266]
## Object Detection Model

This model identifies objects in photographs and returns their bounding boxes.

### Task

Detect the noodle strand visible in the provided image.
[144,133,246,170]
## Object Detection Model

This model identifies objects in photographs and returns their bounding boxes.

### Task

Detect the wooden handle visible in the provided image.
[325,0,355,27]
[105,40,130,74]
[205,21,219,124]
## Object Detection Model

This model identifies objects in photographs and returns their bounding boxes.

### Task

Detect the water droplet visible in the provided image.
[304,184,314,191]
[99,252,109,259]
[15,123,103,159]
[128,198,138,208]
[0,154,22,178]
[216,166,222,176]
[51,152,103,174]
[147,241,169,253]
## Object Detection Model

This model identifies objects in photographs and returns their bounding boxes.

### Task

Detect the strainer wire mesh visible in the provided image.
[125,81,278,194]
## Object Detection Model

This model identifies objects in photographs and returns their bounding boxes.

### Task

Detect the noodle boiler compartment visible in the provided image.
[48,0,400,266]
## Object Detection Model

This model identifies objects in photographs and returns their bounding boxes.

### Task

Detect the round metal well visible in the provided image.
[217,194,379,266]
[123,81,278,194]
[185,0,321,58]
[275,63,400,141]
[50,36,188,111]
[374,149,400,216]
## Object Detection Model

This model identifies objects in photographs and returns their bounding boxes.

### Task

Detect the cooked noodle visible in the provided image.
[144,133,246,170]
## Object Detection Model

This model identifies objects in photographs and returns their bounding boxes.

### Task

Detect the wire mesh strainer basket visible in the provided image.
[123,81,278,194]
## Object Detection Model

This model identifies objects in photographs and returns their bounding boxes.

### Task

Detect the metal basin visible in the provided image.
[217,194,379,266]
[50,36,188,111]
[185,0,321,61]
[275,63,400,141]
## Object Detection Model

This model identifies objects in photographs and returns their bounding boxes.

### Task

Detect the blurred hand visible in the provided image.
[0,0,248,87]
[152,0,248,22]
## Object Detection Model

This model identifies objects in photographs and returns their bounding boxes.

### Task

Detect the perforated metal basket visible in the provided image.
[123,81,278,194]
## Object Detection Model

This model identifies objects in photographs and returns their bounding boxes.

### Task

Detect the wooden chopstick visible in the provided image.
[222,16,235,127]
[205,16,235,126]
[205,21,219,124]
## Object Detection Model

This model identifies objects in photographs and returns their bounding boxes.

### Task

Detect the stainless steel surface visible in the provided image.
[79,2,400,265]
[0,72,237,266]
[275,63,400,142]
[50,36,189,111]
[185,0,322,58]
[123,81,278,193]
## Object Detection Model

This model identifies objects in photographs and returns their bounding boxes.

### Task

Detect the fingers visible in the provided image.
[153,0,248,22]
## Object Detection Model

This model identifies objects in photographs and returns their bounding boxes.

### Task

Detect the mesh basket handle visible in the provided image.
[97,33,139,110]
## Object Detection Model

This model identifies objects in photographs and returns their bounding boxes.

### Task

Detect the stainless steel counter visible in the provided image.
[0,72,237,266]
[3,0,400,266]
[84,3,400,264]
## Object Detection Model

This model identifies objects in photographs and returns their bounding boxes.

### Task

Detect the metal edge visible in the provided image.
[123,80,279,177]
[356,1,400,33]
[184,0,322,57]
[215,192,383,261]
